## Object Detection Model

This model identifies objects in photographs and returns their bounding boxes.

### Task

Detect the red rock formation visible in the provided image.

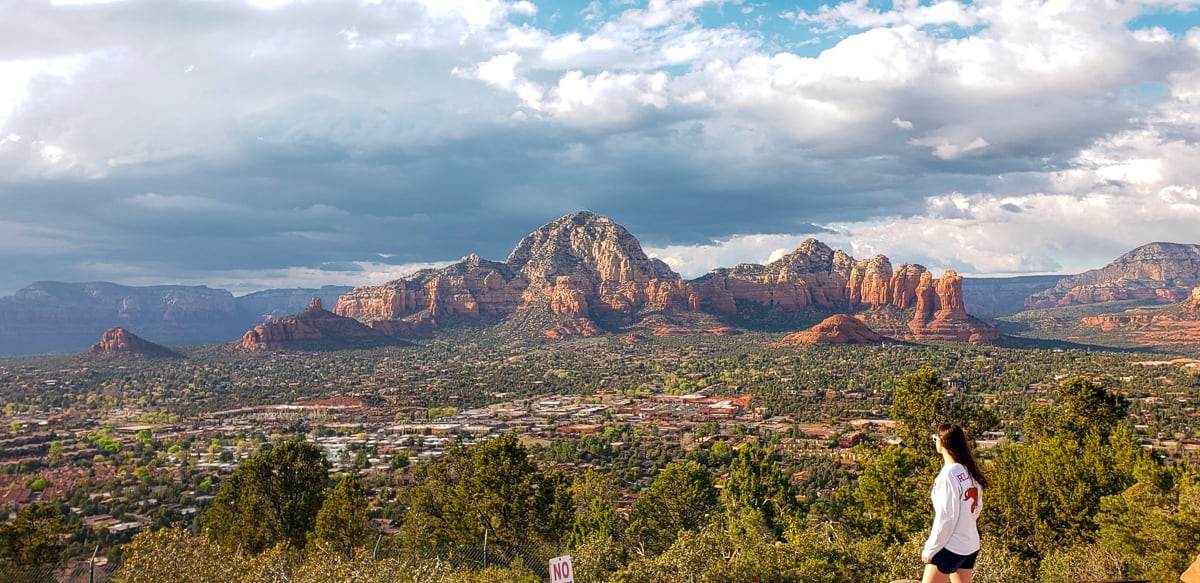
[88,327,177,357]
[905,271,998,343]
[543,318,602,339]
[776,315,886,345]
[333,214,994,344]
[337,212,685,338]
[1076,285,1200,347]
[241,298,394,351]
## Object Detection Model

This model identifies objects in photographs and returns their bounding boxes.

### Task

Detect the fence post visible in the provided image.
[373,532,383,561]
[90,544,99,583]
[482,528,488,569]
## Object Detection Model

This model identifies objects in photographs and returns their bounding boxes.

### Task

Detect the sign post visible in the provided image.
[549,555,574,583]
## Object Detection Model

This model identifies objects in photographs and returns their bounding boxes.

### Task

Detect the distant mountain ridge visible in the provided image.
[0,283,352,356]
[335,212,997,344]
[1025,242,1200,308]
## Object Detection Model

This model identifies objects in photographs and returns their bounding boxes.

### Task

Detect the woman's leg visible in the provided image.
[949,569,973,583]
[921,564,951,583]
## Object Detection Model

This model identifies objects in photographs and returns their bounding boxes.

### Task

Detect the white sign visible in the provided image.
[549,555,574,583]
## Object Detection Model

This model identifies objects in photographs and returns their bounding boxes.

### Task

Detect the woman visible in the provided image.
[921,423,989,583]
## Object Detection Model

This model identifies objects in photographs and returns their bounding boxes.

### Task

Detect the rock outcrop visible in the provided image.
[1026,242,1200,309]
[336,212,688,338]
[88,327,178,358]
[776,315,887,345]
[1076,285,1200,347]
[688,241,995,343]
[241,298,397,352]
[0,282,355,356]
[335,215,996,343]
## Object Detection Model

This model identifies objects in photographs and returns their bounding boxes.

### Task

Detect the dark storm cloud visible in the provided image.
[1,0,1199,293]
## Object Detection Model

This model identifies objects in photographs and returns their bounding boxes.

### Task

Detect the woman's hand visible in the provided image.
[921,554,932,564]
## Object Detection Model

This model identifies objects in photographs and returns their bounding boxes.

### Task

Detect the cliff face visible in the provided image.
[0,283,361,356]
[962,275,1063,318]
[336,212,688,337]
[0,282,244,355]
[335,216,995,343]
[776,315,887,345]
[1026,243,1200,309]
[88,327,178,358]
[687,241,994,342]
[240,298,397,352]
[1075,285,1200,346]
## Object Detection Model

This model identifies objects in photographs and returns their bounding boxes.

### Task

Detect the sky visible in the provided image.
[2,0,1200,296]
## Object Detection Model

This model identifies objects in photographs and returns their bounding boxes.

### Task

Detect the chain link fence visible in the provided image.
[376,537,564,578]
[0,561,115,583]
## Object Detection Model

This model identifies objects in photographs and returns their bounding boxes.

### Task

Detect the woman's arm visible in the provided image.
[921,474,960,560]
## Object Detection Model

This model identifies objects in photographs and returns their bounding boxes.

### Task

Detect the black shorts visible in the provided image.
[931,548,978,574]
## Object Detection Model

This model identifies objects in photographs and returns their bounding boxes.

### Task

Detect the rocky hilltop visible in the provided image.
[1026,243,1200,309]
[336,213,996,343]
[0,283,354,356]
[88,327,179,358]
[241,298,401,352]
[776,315,888,345]
[337,212,689,339]
[689,241,997,343]
[1075,285,1200,347]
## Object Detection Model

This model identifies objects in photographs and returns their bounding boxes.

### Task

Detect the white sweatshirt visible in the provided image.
[922,461,982,559]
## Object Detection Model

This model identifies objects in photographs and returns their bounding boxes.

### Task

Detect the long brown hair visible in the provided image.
[936,423,990,489]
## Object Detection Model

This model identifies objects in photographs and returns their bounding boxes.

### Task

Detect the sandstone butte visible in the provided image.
[332,212,998,344]
[776,315,888,346]
[88,327,177,358]
[240,298,393,352]
[1026,242,1200,309]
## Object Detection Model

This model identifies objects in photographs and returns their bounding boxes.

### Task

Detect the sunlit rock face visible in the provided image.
[241,298,394,351]
[334,213,996,343]
[88,327,177,357]
[776,315,887,345]
[1026,242,1200,309]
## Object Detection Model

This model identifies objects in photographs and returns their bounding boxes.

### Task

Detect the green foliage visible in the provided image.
[115,528,242,583]
[986,427,1149,558]
[0,502,69,566]
[889,366,999,454]
[843,444,932,543]
[400,432,573,563]
[722,443,800,538]
[1023,376,1130,439]
[313,474,375,559]
[628,460,719,557]
[202,438,330,554]
[1097,466,1200,582]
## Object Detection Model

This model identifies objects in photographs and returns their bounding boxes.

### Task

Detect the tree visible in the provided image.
[0,502,69,568]
[985,427,1149,559]
[843,445,930,543]
[400,432,573,562]
[628,460,719,557]
[723,443,800,538]
[1097,466,1200,582]
[1023,377,1130,440]
[889,367,999,456]
[313,474,375,559]
[202,438,330,554]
